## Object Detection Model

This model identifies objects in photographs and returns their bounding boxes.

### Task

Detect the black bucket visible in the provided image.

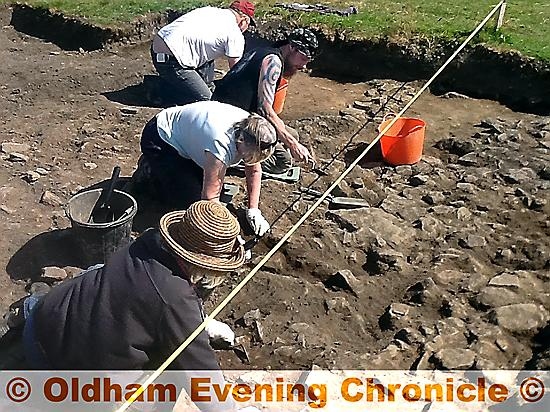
[66,189,138,267]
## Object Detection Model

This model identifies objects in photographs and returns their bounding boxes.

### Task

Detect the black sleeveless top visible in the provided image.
[212,47,284,113]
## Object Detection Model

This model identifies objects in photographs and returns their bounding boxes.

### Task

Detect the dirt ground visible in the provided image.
[1,5,548,372]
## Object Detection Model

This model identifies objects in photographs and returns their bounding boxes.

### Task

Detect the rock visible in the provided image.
[29,282,51,295]
[490,304,549,333]
[500,168,538,184]
[380,193,427,222]
[84,162,97,170]
[62,266,84,278]
[1,142,30,154]
[404,278,443,305]
[432,348,476,369]
[395,165,413,176]
[456,182,477,193]
[421,191,446,205]
[394,328,425,345]
[459,234,487,248]
[456,207,472,221]
[478,118,505,134]
[441,92,471,99]
[252,320,264,344]
[324,297,351,315]
[339,108,366,119]
[8,152,29,162]
[80,124,96,135]
[352,100,370,110]
[0,205,15,215]
[356,188,381,205]
[409,174,429,187]
[323,269,362,296]
[349,178,364,189]
[488,273,520,289]
[22,171,41,183]
[326,208,414,247]
[120,106,138,115]
[35,167,49,176]
[242,309,261,327]
[41,266,68,281]
[433,270,467,287]
[458,153,479,166]
[413,215,446,238]
[288,322,309,334]
[435,138,475,156]
[364,247,406,274]
[40,191,64,207]
[430,205,456,215]
[475,287,522,309]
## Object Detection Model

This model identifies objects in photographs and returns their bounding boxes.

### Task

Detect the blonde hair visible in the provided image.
[182,261,228,290]
[235,114,277,165]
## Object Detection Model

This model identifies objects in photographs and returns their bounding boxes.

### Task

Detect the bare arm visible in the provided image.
[244,162,262,209]
[201,152,227,202]
[257,55,312,163]
[227,56,240,68]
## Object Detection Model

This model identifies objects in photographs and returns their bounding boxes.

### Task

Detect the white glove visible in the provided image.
[237,235,252,261]
[246,208,270,236]
[205,319,235,346]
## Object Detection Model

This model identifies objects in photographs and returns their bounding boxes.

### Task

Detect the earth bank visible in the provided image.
[0,4,548,372]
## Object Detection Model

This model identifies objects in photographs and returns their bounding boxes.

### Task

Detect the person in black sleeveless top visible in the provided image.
[213,28,318,174]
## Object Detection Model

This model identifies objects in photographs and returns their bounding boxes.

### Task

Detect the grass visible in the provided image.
[2,0,549,61]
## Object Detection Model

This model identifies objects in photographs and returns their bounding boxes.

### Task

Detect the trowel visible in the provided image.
[298,187,370,209]
[89,166,120,223]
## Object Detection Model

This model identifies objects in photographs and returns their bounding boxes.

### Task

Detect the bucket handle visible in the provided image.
[408,125,425,133]
[382,112,399,123]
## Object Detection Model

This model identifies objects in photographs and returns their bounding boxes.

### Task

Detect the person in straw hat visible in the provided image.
[22,201,254,411]
[129,100,277,237]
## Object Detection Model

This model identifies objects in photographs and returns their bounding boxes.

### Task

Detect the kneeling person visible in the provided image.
[23,201,248,410]
[133,100,275,236]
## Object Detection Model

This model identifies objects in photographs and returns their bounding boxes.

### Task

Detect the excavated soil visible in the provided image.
[0,5,548,372]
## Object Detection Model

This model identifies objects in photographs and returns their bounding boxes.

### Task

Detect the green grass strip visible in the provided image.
[2,0,549,61]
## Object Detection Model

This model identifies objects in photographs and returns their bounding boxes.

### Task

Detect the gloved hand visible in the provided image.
[204,319,235,346]
[246,208,270,236]
[237,235,252,261]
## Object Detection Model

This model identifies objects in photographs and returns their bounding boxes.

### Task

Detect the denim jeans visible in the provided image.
[133,117,204,211]
[151,47,214,105]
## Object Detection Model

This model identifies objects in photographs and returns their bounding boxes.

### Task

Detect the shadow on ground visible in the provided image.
[6,229,82,281]
[6,176,165,282]
[102,75,167,108]
[344,140,384,167]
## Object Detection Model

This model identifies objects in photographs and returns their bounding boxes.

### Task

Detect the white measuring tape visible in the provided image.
[116,1,506,410]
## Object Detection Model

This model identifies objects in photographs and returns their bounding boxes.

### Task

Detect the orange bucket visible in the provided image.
[272,77,288,114]
[378,114,426,165]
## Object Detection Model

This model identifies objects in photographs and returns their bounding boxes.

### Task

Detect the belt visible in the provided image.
[154,52,175,64]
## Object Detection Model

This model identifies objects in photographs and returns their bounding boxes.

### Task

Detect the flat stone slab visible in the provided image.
[488,273,520,289]
[433,348,476,369]
[490,303,549,333]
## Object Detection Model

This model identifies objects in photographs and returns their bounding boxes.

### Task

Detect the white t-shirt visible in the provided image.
[156,101,248,169]
[157,7,245,69]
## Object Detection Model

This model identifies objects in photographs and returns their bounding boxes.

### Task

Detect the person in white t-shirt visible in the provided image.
[151,1,255,104]
[131,101,276,236]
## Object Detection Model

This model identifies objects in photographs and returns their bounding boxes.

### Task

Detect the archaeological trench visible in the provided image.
[0,3,548,374]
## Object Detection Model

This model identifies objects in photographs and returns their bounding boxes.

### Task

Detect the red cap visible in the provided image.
[230,0,256,25]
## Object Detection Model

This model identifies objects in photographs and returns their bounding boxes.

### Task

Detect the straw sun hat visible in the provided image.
[160,201,245,271]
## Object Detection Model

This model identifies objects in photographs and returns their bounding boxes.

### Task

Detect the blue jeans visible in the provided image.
[151,47,213,105]
[22,299,50,369]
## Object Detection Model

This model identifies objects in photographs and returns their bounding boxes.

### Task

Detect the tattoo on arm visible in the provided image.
[258,55,282,116]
